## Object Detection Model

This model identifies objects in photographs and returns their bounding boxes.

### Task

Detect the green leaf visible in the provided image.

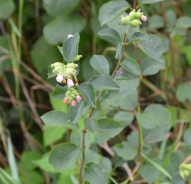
[176,16,191,29]
[139,0,164,4]
[90,55,110,75]
[120,58,141,75]
[149,15,164,29]
[138,35,165,63]
[57,46,64,57]
[7,136,20,182]
[129,32,151,43]
[68,100,84,124]
[98,28,121,41]
[43,125,67,147]
[113,141,137,161]
[141,57,166,76]
[63,33,80,62]
[90,74,119,91]
[144,126,168,143]
[0,0,15,20]
[113,111,134,126]
[19,151,41,170]
[176,83,191,102]
[138,104,171,129]
[32,153,57,173]
[84,163,107,184]
[97,118,124,137]
[70,130,91,150]
[47,65,56,78]
[140,161,160,183]
[99,0,130,26]
[77,82,96,108]
[31,37,62,78]
[183,128,191,145]
[50,98,68,112]
[44,0,80,17]
[142,154,172,180]
[100,157,112,173]
[84,118,98,133]
[50,85,68,99]
[41,110,77,129]
[43,15,85,45]
[49,143,81,172]
[0,168,20,184]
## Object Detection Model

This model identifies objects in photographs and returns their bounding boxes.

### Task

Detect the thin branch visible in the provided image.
[78,128,87,184]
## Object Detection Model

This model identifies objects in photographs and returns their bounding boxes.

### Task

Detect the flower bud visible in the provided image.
[52,62,65,67]
[56,74,64,83]
[135,11,143,19]
[76,95,82,102]
[67,79,74,87]
[130,19,142,27]
[141,15,147,21]
[128,10,136,20]
[71,100,76,106]
[63,97,68,103]
[66,63,77,69]
[68,34,74,39]
[121,16,129,25]
[74,55,82,61]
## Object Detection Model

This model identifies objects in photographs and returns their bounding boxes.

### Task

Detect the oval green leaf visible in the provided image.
[77,82,96,108]
[99,0,129,26]
[50,85,68,99]
[98,28,121,41]
[41,110,77,129]
[120,58,141,75]
[90,74,119,91]
[49,143,81,172]
[90,55,110,75]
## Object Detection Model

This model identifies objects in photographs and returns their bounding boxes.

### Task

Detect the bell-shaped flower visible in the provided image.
[76,95,82,102]
[141,15,147,21]
[56,74,64,83]
[71,100,76,106]
[67,78,74,87]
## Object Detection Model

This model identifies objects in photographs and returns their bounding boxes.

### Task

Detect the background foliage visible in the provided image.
[1,0,191,183]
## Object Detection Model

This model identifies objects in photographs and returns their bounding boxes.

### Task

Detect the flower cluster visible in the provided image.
[63,88,82,106]
[51,62,79,87]
[121,9,147,27]
[180,163,191,180]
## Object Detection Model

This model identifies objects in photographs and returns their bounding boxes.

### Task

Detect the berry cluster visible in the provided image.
[50,34,83,106]
[121,9,147,27]
[180,163,191,180]
[63,88,82,106]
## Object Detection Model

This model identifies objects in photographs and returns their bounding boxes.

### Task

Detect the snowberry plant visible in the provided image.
[40,0,180,183]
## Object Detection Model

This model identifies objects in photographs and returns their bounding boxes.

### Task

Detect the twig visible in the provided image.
[99,142,134,181]
[20,77,43,128]
[78,128,87,184]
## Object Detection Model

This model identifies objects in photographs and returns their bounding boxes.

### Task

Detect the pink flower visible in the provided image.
[71,100,76,106]
[76,95,82,102]
[63,98,68,104]
[67,79,74,87]
[56,74,63,83]
[141,15,147,21]
[67,34,74,39]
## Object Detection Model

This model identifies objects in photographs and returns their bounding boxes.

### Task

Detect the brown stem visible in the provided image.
[78,128,87,184]
[78,30,129,183]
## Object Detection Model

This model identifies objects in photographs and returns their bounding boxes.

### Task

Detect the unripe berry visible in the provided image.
[121,16,129,25]
[66,63,77,69]
[128,10,136,20]
[71,100,76,106]
[135,11,143,19]
[74,55,82,61]
[63,97,68,103]
[130,19,142,27]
